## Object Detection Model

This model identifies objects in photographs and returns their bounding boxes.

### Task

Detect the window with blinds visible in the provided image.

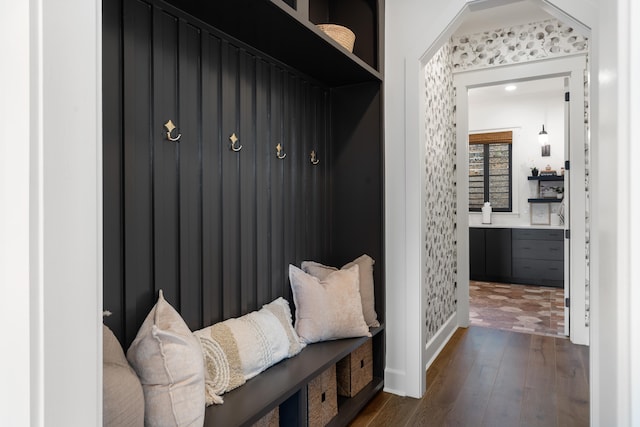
[469,131,513,212]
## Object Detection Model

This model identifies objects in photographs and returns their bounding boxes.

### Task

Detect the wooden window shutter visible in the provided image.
[469,131,512,144]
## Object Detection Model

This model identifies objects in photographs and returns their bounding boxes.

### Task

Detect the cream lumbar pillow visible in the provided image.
[194,297,305,405]
[289,264,371,344]
[126,290,205,427]
[301,254,380,327]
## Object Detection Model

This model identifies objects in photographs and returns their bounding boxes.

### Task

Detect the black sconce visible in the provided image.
[539,125,550,157]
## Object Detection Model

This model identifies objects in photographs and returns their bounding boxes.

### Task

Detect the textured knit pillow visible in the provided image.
[126,290,205,427]
[103,325,144,427]
[302,254,380,327]
[289,264,371,344]
[194,297,305,405]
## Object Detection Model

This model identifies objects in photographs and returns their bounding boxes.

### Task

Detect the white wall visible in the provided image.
[1,2,32,424]
[467,82,566,226]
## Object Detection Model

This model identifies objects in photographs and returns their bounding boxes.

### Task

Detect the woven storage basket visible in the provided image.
[251,406,279,427]
[316,24,356,52]
[307,365,338,427]
[337,340,373,397]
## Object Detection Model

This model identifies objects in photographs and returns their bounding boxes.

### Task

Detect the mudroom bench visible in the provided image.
[205,327,384,427]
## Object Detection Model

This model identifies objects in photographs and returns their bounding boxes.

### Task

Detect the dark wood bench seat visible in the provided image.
[204,326,384,427]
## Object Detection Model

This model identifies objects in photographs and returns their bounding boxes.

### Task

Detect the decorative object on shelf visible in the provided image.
[540,164,557,176]
[276,143,287,159]
[316,24,356,52]
[481,201,492,224]
[552,186,564,199]
[164,119,182,142]
[539,124,550,156]
[229,133,242,152]
[530,203,551,225]
[531,166,539,176]
[310,150,320,165]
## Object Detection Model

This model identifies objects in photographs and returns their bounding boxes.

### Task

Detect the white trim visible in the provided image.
[424,314,458,372]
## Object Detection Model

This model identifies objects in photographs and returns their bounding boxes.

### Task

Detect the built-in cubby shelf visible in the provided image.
[165,0,382,85]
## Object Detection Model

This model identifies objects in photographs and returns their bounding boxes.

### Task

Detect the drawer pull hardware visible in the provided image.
[229,133,242,152]
[310,150,320,165]
[276,143,287,159]
[164,119,182,142]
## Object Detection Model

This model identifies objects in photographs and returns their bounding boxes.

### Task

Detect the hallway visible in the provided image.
[349,326,589,426]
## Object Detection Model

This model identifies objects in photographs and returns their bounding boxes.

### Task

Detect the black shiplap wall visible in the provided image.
[104,0,331,347]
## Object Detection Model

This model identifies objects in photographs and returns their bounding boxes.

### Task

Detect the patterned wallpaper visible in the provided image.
[423,18,591,342]
[451,19,588,71]
[423,43,458,343]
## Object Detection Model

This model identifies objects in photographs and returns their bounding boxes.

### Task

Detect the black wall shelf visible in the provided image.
[528,175,564,181]
[528,198,564,203]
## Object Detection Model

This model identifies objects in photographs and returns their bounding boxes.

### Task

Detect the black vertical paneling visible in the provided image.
[270,66,286,300]
[152,9,180,305]
[239,50,257,314]
[122,0,155,347]
[103,0,124,339]
[300,81,312,259]
[201,34,223,326]
[178,21,203,330]
[307,86,321,261]
[221,41,241,319]
[330,82,383,319]
[320,88,331,259]
[255,59,272,307]
[282,74,297,302]
[107,0,338,344]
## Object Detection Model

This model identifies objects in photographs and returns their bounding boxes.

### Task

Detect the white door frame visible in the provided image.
[454,56,589,345]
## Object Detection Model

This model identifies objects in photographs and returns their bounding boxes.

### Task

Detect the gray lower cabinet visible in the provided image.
[511,229,564,287]
[470,227,564,287]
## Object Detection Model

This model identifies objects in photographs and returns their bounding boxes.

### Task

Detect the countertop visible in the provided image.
[469,223,565,230]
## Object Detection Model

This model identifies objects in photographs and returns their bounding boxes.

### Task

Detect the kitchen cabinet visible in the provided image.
[469,228,512,282]
[469,227,564,288]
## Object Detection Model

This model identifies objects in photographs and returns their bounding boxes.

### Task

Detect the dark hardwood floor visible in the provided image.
[349,326,589,426]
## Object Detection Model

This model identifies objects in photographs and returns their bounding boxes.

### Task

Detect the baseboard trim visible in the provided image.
[424,313,458,372]
[382,367,407,396]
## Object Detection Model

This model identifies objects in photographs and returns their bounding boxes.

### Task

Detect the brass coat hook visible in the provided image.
[164,119,182,142]
[276,143,287,159]
[310,150,320,165]
[229,133,242,152]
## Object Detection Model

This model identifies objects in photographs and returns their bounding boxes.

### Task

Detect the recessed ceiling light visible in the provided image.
[505,85,517,91]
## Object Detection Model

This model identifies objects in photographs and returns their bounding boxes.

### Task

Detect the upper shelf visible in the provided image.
[165,0,382,86]
[528,175,565,181]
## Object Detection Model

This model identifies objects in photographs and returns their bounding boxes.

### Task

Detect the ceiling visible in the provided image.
[454,0,555,36]
[467,77,565,102]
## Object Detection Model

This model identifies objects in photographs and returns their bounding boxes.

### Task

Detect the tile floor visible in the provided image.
[469,280,566,337]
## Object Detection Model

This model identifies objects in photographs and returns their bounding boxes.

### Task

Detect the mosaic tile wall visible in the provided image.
[423,43,458,343]
[450,18,591,328]
[451,19,588,71]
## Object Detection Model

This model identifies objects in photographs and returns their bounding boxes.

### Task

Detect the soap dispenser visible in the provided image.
[482,201,492,224]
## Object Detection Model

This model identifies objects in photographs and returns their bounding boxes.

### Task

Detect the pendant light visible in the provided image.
[539,124,550,156]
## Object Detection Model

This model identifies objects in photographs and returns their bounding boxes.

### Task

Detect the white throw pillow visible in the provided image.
[302,254,380,327]
[126,290,205,427]
[289,264,371,344]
